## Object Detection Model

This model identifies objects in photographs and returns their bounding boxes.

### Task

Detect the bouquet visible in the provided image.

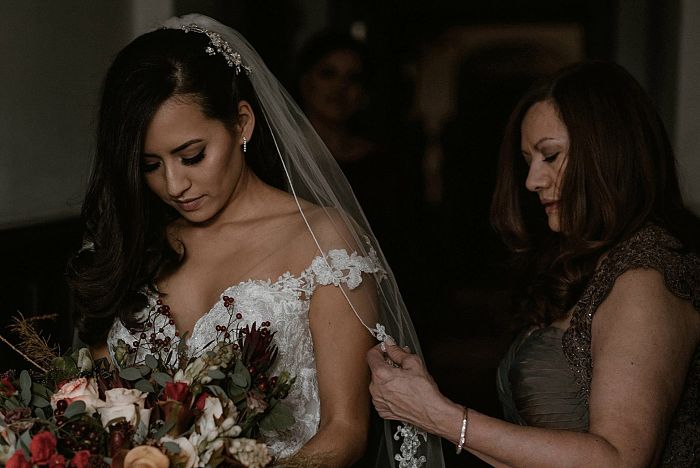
[0,298,295,467]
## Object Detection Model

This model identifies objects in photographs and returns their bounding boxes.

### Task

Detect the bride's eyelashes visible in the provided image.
[182,149,206,166]
[142,149,206,173]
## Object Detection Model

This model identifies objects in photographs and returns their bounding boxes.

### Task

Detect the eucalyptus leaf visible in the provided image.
[20,429,32,452]
[260,402,294,431]
[64,400,87,419]
[4,399,18,410]
[31,383,51,399]
[207,369,226,380]
[153,420,175,440]
[228,388,246,403]
[20,372,32,406]
[35,407,46,419]
[230,373,247,388]
[153,372,172,387]
[119,367,143,381]
[138,365,151,377]
[31,395,51,408]
[163,441,181,454]
[20,386,31,406]
[135,379,155,393]
[205,385,227,399]
[145,354,159,370]
[235,361,251,386]
[19,370,31,392]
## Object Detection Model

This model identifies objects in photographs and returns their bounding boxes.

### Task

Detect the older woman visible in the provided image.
[368,62,700,467]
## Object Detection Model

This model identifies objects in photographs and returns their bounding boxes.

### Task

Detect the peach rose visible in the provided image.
[98,388,151,430]
[123,446,169,468]
[50,377,103,414]
[160,436,198,468]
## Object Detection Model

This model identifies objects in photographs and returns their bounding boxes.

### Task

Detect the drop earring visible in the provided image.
[242,136,247,153]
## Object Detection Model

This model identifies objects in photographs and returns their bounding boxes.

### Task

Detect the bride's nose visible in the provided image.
[165,164,192,198]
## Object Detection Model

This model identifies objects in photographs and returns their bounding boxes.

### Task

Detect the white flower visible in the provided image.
[197,396,223,438]
[0,423,16,464]
[161,435,199,468]
[228,438,272,468]
[189,396,242,465]
[183,357,207,384]
[50,377,103,414]
[97,388,151,429]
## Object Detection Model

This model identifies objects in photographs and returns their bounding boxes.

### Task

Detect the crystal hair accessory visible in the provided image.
[179,23,252,75]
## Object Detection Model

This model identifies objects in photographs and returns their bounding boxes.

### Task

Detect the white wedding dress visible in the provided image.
[107,248,382,458]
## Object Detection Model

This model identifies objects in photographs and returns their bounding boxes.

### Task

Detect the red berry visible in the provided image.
[236,313,242,319]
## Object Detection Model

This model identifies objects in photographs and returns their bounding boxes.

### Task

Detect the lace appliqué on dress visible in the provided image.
[107,248,383,460]
[562,225,700,466]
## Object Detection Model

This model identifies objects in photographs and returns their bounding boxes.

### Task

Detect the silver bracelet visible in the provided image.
[455,407,468,454]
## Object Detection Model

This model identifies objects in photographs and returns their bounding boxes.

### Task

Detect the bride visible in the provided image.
[67,14,443,467]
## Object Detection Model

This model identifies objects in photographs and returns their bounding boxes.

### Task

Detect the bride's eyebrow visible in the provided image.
[143,138,204,157]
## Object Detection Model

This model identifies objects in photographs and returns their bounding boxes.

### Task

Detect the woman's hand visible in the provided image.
[367,339,460,435]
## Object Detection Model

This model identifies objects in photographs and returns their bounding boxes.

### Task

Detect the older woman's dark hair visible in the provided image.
[67,29,276,345]
[491,61,700,325]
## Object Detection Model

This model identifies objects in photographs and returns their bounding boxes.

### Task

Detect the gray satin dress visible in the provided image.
[497,226,700,466]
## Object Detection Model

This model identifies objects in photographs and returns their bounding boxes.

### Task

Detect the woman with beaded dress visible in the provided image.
[67,14,444,467]
[368,62,700,466]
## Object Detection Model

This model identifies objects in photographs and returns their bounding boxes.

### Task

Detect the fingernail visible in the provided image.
[384,336,396,346]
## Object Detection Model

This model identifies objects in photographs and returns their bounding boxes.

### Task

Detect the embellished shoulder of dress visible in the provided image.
[563,224,700,396]
[581,225,700,309]
[301,247,385,292]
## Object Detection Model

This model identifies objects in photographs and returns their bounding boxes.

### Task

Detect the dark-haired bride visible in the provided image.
[67,14,444,467]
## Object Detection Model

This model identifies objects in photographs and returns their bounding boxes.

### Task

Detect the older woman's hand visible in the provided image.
[367,339,459,435]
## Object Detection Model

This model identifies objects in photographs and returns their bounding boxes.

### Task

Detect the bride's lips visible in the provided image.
[174,195,205,212]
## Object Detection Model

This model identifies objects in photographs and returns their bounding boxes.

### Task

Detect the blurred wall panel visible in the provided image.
[0,1,132,228]
[675,0,700,214]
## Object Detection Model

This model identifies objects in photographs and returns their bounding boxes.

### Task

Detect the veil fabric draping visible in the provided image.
[160,14,445,468]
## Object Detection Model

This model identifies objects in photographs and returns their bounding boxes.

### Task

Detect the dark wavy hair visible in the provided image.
[491,61,700,326]
[67,28,279,345]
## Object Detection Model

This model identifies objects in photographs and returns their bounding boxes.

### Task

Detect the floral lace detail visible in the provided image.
[305,248,385,290]
[107,248,383,459]
[394,424,428,468]
[562,225,700,466]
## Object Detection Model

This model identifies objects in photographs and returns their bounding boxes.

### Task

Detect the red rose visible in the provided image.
[48,453,67,467]
[163,381,191,403]
[6,451,31,468]
[30,431,57,464]
[0,376,16,396]
[70,450,91,468]
[194,391,210,411]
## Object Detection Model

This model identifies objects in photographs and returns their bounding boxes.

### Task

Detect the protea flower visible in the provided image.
[237,323,278,375]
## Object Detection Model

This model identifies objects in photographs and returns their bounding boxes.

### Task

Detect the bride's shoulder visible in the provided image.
[265,189,360,244]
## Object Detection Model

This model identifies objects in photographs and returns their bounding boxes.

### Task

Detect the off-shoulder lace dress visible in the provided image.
[107,248,383,459]
[497,226,700,466]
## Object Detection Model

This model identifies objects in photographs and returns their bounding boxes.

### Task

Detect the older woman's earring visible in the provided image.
[242,136,248,153]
